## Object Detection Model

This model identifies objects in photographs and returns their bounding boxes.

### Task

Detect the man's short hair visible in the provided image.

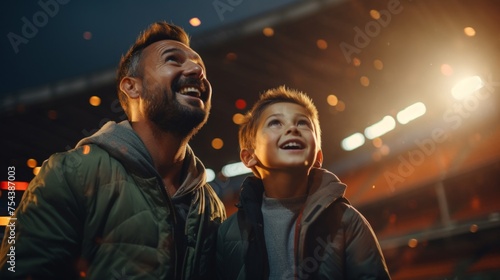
[239,85,322,151]
[116,21,190,119]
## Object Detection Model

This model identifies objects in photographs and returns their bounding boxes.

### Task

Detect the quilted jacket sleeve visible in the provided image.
[343,205,391,280]
[216,214,247,280]
[0,148,87,279]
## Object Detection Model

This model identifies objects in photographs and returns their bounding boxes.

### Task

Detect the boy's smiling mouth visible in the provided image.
[280,140,305,150]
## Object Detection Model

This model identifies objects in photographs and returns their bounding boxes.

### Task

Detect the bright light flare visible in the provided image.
[397,102,427,125]
[364,116,396,139]
[451,76,484,100]
[221,162,252,177]
[206,169,215,182]
[341,132,365,151]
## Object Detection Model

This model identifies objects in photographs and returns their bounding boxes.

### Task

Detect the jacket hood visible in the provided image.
[75,120,207,197]
[301,168,347,224]
[238,168,346,221]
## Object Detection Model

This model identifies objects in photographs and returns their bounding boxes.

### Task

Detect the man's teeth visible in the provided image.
[282,142,303,149]
[178,87,201,97]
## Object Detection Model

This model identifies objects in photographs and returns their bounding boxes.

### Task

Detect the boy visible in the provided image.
[216,86,390,279]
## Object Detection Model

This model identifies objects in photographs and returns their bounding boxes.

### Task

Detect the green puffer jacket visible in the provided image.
[216,168,390,280]
[0,121,226,279]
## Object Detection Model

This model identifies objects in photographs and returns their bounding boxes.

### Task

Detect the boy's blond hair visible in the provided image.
[239,86,322,151]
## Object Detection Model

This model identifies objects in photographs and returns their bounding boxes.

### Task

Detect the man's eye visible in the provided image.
[166,55,180,63]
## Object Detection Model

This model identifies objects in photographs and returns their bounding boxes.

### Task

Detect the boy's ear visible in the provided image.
[313,150,323,168]
[240,149,258,168]
[119,77,142,99]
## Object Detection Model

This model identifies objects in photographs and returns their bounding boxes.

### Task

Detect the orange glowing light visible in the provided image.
[232,113,245,125]
[189,17,201,27]
[408,238,418,248]
[263,27,274,37]
[211,138,224,150]
[89,96,101,106]
[27,158,37,168]
[0,181,29,191]
[336,100,346,112]
[82,145,91,155]
[316,39,328,50]
[327,95,338,106]
[353,57,361,67]
[360,76,370,87]
[33,167,41,176]
[464,27,476,37]
[372,138,383,148]
[373,59,384,70]
[370,10,381,20]
[469,224,478,233]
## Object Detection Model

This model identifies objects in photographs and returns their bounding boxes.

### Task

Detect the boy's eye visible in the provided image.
[297,120,312,127]
[268,119,282,127]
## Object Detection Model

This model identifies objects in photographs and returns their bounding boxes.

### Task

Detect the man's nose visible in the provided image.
[183,60,204,79]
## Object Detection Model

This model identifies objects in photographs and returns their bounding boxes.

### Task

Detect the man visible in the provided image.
[0,22,226,279]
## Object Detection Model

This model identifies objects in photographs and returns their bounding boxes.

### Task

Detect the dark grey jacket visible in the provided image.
[216,168,390,280]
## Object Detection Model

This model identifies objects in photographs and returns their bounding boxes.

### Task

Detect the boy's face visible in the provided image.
[242,102,321,176]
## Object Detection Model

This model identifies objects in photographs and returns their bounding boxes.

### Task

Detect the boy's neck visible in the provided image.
[261,171,310,199]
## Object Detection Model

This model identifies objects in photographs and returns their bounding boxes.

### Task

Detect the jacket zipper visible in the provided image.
[157,181,179,279]
[293,208,304,280]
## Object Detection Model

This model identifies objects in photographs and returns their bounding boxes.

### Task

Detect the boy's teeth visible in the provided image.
[282,142,302,149]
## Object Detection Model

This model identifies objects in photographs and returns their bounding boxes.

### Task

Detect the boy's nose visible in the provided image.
[286,125,300,135]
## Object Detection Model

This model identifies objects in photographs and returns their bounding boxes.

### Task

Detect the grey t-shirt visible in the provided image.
[261,193,307,280]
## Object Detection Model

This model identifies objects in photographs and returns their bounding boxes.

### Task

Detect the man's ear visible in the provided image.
[119,77,142,99]
[313,150,323,168]
[240,149,258,168]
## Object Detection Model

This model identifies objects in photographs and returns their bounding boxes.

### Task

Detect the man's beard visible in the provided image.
[143,80,210,138]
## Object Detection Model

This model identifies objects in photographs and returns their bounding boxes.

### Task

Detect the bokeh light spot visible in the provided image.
[48,110,57,120]
[370,10,381,20]
[327,95,338,106]
[360,76,370,87]
[464,26,476,37]
[263,27,274,37]
[373,59,384,70]
[211,138,224,150]
[27,158,37,168]
[316,39,328,50]
[440,64,454,76]
[189,17,201,27]
[233,113,245,124]
[408,239,418,248]
[89,96,101,107]
[235,99,247,110]
[83,31,92,40]
[353,57,361,67]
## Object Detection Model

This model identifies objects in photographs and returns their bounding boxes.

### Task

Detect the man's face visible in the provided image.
[139,40,211,137]
[251,102,320,175]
